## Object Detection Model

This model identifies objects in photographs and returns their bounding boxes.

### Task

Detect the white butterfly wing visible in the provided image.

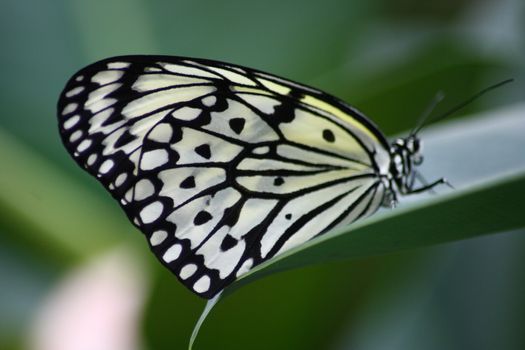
[58,56,391,298]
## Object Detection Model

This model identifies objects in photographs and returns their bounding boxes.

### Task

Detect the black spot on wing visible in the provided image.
[179,176,196,189]
[220,234,237,251]
[229,118,245,134]
[194,144,211,159]
[194,210,212,225]
[323,129,335,143]
[273,177,284,186]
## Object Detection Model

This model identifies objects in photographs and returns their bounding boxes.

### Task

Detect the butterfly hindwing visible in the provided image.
[58,55,390,298]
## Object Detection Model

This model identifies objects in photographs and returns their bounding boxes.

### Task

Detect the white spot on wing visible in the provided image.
[107,61,130,69]
[76,139,92,152]
[99,159,114,174]
[115,173,127,187]
[148,123,173,143]
[193,275,211,293]
[62,103,78,115]
[202,95,216,107]
[180,264,197,280]
[150,230,167,246]
[69,130,82,142]
[133,179,155,200]
[65,86,85,97]
[64,115,80,130]
[252,146,270,155]
[87,154,97,166]
[139,201,163,224]
[124,188,133,202]
[91,70,123,85]
[141,149,169,170]
[162,244,182,262]
[171,106,202,121]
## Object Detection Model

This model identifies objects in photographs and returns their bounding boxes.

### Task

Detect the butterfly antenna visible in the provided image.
[411,78,514,136]
[409,91,445,136]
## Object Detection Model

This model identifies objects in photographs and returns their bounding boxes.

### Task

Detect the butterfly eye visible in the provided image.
[412,138,420,152]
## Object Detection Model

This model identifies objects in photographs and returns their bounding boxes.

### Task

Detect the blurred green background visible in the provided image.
[1,0,524,349]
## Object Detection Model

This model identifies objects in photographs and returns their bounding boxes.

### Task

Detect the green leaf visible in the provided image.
[189,292,223,350]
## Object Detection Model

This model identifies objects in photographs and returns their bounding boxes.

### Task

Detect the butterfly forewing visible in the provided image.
[58,55,390,298]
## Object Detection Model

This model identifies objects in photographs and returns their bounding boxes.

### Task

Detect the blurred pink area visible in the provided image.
[29,247,149,350]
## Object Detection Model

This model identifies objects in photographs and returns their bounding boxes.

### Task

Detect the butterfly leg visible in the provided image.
[412,171,439,195]
[407,170,417,189]
[381,178,398,208]
[407,177,453,194]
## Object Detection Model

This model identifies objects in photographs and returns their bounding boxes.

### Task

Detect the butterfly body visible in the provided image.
[58,55,429,298]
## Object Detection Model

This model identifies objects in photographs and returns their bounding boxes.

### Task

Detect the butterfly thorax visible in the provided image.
[385,135,423,204]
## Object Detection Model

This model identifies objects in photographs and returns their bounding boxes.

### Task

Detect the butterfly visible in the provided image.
[57,55,447,299]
